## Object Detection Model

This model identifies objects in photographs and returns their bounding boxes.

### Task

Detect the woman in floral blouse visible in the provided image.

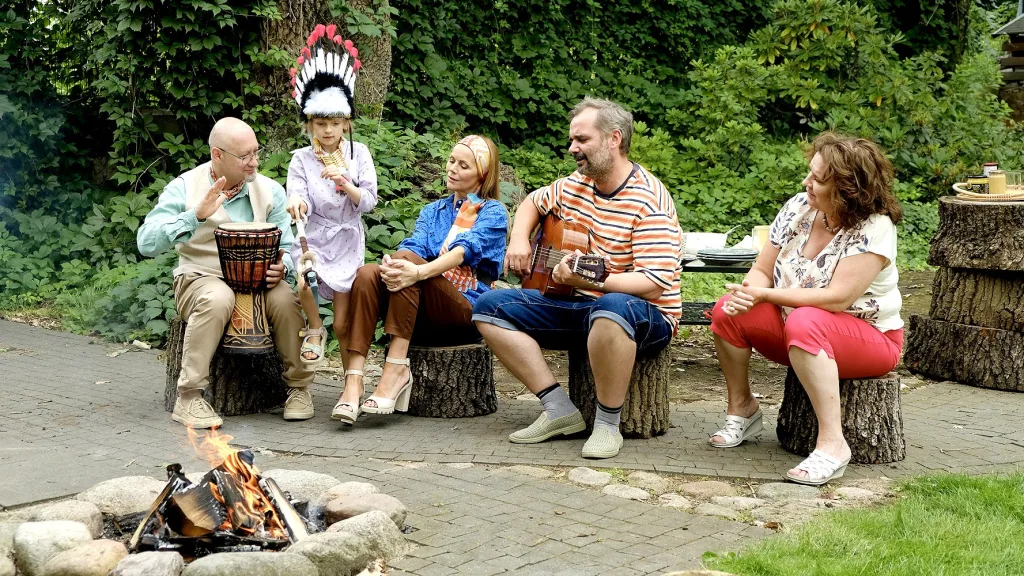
[708,132,904,486]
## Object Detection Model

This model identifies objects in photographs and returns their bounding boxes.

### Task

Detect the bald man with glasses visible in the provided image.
[138,117,315,429]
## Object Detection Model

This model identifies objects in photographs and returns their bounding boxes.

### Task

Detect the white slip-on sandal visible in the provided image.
[786,449,850,486]
[709,408,764,448]
[361,357,414,415]
[331,369,364,425]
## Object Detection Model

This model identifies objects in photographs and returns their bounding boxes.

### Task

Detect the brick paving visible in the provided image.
[2,319,1024,574]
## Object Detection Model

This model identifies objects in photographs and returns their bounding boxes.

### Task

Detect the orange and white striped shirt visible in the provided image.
[531,164,683,330]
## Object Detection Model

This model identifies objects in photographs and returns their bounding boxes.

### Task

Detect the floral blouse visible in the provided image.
[769,193,903,332]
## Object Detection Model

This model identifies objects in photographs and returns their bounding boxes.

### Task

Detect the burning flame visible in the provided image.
[186,428,286,539]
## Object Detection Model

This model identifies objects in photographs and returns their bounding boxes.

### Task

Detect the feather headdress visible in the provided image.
[290,24,362,122]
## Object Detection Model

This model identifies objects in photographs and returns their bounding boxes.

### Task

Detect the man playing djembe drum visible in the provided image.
[138,117,315,429]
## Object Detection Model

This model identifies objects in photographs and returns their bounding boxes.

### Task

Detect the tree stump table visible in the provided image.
[567,345,671,439]
[164,318,288,416]
[776,368,905,464]
[904,197,1024,391]
[406,343,497,417]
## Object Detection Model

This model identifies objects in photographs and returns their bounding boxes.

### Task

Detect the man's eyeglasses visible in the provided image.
[217,146,265,164]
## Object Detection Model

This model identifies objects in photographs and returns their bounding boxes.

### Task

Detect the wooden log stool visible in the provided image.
[904,197,1024,391]
[567,345,672,439]
[164,317,288,416]
[776,367,905,464]
[405,342,497,418]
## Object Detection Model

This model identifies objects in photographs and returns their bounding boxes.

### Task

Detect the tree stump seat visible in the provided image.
[567,346,671,439]
[405,342,497,418]
[776,368,905,464]
[164,317,288,416]
[905,197,1024,390]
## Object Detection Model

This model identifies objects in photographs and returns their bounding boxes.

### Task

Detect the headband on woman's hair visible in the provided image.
[456,135,491,180]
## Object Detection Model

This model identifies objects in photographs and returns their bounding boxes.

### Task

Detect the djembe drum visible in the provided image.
[214,222,282,354]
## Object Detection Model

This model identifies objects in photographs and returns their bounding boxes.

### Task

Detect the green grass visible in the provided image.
[707,473,1024,576]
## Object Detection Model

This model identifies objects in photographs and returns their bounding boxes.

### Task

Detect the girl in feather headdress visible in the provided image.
[285,24,378,380]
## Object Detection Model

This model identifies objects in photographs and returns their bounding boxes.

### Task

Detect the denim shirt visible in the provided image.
[398,194,508,304]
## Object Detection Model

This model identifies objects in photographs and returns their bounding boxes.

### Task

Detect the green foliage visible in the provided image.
[387,0,765,147]
[709,473,1024,575]
[92,252,177,343]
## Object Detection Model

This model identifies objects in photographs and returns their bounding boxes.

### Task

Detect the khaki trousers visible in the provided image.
[173,273,314,394]
[347,250,479,357]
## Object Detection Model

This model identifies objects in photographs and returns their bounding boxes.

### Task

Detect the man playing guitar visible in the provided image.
[473,97,683,459]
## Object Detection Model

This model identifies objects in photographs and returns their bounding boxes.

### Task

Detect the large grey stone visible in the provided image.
[324,495,407,529]
[13,521,93,576]
[183,552,319,576]
[0,557,13,576]
[835,487,876,500]
[627,471,668,493]
[710,496,766,511]
[602,485,650,501]
[286,532,373,576]
[75,476,165,517]
[751,499,831,525]
[568,467,611,487]
[310,482,379,516]
[111,552,185,576]
[261,470,341,504]
[0,522,18,558]
[695,503,741,521]
[755,482,821,501]
[679,481,737,498]
[26,502,103,539]
[326,510,409,561]
[40,539,127,576]
[657,494,693,510]
[507,466,556,479]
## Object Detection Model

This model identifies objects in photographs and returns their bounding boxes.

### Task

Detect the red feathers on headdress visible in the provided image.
[326,24,337,38]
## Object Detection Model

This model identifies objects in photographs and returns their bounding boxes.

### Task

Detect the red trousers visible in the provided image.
[709,296,902,379]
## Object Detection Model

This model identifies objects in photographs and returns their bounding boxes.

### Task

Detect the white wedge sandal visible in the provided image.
[331,369,364,425]
[361,357,414,415]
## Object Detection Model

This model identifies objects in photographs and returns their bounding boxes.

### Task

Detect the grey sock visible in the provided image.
[537,384,577,419]
[594,401,622,432]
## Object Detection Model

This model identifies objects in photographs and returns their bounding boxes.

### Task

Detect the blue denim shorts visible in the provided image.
[472,289,673,354]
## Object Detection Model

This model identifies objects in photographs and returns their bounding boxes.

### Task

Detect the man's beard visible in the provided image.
[244,172,257,183]
[575,148,612,179]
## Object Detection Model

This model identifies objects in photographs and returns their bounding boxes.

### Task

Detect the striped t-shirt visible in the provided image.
[531,164,683,330]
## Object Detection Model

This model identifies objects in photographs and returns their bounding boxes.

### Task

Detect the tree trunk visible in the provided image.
[905,315,1024,392]
[929,267,1024,332]
[259,0,392,124]
[567,346,671,439]
[164,318,288,416]
[776,368,905,464]
[928,197,1024,271]
[406,343,497,418]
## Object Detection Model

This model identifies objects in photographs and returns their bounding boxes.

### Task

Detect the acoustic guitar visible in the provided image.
[521,214,609,296]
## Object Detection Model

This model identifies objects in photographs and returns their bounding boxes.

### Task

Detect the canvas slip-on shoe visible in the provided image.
[509,411,586,444]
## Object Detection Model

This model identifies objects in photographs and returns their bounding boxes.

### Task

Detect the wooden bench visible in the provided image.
[776,367,905,464]
[163,318,287,416]
[566,345,672,439]
[405,342,497,418]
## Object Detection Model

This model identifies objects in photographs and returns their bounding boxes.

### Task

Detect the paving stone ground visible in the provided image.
[3,319,1024,574]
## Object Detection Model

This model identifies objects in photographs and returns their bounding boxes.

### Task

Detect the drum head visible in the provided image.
[218,222,278,233]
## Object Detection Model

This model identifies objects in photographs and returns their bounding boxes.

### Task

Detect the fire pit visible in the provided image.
[2,430,410,576]
[127,430,311,557]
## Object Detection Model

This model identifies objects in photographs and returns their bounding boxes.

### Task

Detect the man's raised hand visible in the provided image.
[195,177,228,221]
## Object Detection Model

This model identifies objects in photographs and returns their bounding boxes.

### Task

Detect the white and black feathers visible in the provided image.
[290,24,362,122]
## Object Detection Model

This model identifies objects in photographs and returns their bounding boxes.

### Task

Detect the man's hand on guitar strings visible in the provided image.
[504,236,532,277]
